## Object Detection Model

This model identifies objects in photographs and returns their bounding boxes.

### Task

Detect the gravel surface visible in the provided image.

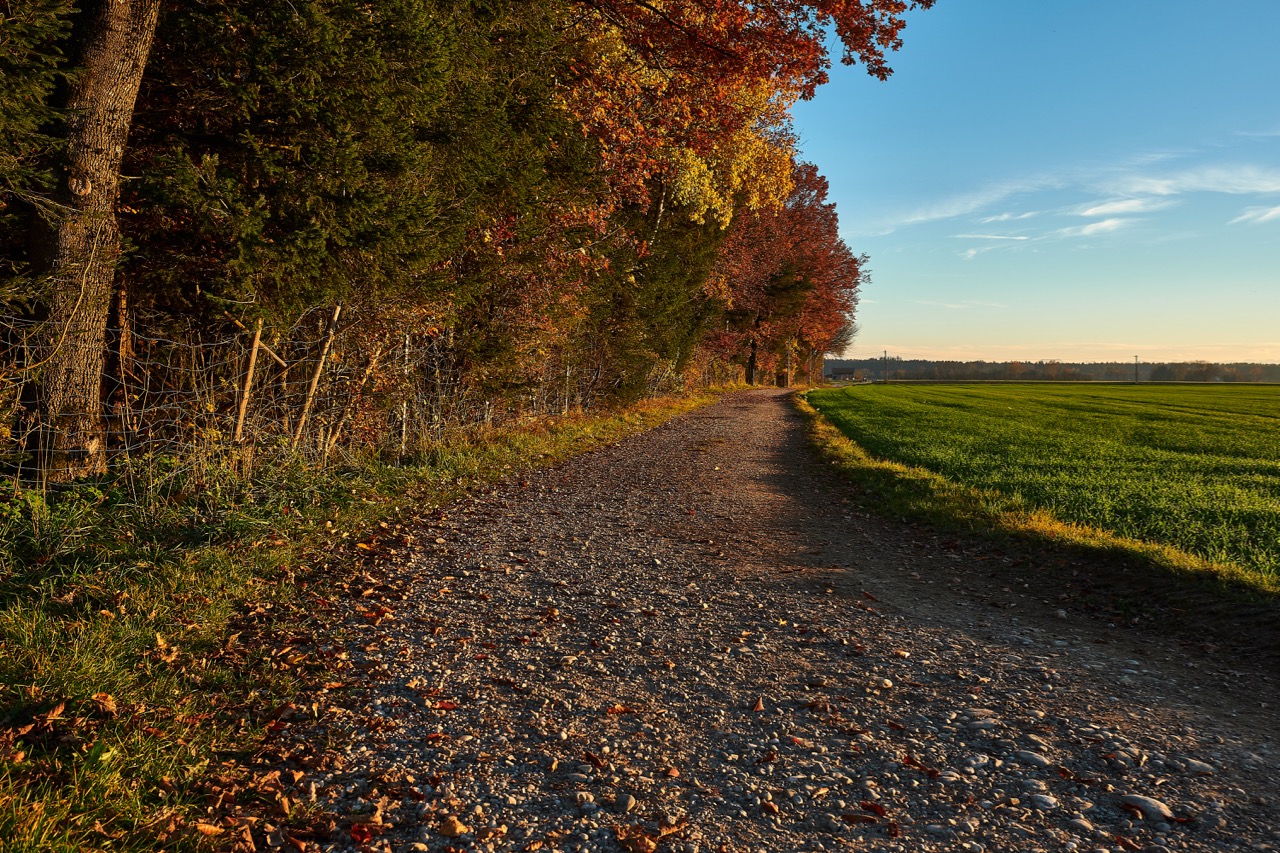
[305,390,1278,853]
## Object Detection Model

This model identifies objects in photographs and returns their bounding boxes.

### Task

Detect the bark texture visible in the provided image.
[30,0,159,480]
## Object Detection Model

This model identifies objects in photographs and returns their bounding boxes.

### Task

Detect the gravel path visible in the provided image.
[309,390,1278,853]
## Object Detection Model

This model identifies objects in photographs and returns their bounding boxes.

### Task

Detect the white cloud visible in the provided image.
[849,154,1280,237]
[1106,165,1280,197]
[859,174,1067,235]
[1081,218,1128,235]
[1229,205,1280,225]
[952,233,1030,241]
[1055,218,1130,238]
[1079,198,1175,217]
[980,211,1038,223]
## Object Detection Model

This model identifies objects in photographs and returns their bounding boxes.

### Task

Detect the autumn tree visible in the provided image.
[565,0,935,218]
[3,0,931,476]
[705,163,863,385]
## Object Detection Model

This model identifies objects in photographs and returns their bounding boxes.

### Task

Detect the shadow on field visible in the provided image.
[786,392,1280,677]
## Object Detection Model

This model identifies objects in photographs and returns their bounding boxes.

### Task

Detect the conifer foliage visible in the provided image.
[2,0,933,479]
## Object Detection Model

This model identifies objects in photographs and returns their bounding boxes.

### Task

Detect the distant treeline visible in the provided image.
[826,358,1280,383]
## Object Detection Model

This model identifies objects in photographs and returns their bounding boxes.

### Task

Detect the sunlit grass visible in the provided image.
[801,384,1280,596]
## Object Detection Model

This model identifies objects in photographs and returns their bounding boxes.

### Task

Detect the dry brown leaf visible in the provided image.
[91,692,118,717]
[614,825,658,853]
[194,822,225,836]
[439,815,470,838]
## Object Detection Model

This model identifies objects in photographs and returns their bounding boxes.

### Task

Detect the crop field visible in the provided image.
[807,383,1280,587]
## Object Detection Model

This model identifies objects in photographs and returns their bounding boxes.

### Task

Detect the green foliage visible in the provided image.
[0,0,72,299]
[808,384,1280,587]
[578,202,728,399]
[123,0,587,319]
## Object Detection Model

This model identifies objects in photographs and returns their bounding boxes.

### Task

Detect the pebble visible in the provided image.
[1120,795,1174,822]
[1014,750,1052,768]
[1028,794,1058,810]
[294,392,1280,853]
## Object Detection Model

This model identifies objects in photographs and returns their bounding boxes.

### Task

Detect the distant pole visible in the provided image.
[1134,355,1139,384]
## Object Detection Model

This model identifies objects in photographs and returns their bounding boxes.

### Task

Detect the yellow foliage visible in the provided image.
[664,80,798,226]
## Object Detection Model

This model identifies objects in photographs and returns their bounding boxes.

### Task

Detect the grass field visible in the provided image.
[806,383,1280,590]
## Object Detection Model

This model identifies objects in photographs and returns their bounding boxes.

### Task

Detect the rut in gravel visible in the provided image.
[309,389,1278,853]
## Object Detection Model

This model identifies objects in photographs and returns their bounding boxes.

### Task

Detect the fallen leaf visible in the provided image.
[840,813,877,825]
[614,824,658,853]
[91,693,117,716]
[439,815,470,837]
[860,800,887,817]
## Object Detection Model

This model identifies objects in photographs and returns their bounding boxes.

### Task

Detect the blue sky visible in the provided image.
[792,0,1280,362]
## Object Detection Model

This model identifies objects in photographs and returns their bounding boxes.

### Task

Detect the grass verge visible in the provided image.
[794,391,1280,600]
[0,391,719,852]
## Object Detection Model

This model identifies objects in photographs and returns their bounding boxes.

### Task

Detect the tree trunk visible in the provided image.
[28,0,160,481]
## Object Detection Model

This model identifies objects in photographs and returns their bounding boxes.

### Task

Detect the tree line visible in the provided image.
[1,0,934,481]
[829,358,1280,382]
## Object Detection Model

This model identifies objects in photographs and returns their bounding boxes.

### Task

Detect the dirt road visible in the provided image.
[310,389,1278,853]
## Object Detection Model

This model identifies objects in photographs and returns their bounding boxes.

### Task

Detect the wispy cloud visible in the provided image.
[1078,198,1175,217]
[1055,218,1130,238]
[850,150,1280,237]
[980,211,1038,223]
[1105,165,1280,197]
[1229,204,1280,225]
[952,233,1030,241]
[879,174,1067,232]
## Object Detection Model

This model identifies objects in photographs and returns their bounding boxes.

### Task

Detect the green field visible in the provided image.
[807,384,1280,587]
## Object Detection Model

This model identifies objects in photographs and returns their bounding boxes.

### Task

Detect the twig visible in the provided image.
[292,305,341,450]
[233,318,262,442]
[222,311,288,368]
